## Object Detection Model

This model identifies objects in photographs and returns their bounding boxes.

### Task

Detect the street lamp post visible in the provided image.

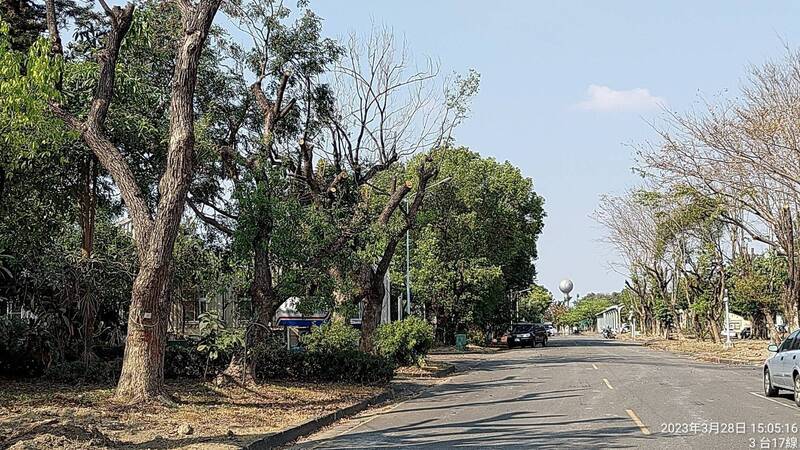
[404,176,452,318]
[404,197,411,317]
[512,286,534,323]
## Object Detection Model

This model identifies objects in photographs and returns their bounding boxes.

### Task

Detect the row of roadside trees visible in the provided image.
[596,47,800,344]
[0,0,545,403]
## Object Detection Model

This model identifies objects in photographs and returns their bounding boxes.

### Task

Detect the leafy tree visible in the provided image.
[47,0,223,402]
[518,285,553,323]
[398,147,545,341]
[728,251,786,342]
[560,293,614,328]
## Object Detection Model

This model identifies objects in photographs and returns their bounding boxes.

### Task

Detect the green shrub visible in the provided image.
[374,316,434,366]
[467,327,486,346]
[196,312,243,377]
[0,316,46,377]
[44,359,122,383]
[253,345,393,384]
[301,321,360,353]
[164,340,230,379]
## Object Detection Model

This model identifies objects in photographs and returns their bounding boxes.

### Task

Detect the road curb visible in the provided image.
[245,388,396,449]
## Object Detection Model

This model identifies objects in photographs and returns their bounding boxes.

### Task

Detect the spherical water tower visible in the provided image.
[559,279,574,305]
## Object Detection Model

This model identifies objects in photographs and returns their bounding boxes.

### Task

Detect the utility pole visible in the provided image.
[405,197,411,317]
[724,294,732,349]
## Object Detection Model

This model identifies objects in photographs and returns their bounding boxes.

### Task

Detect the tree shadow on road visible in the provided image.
[297,411,650,449]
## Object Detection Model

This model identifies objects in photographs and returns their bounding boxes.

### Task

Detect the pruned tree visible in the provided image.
[638,49,800,328]
[595,191,676,337]
[310,29,478,352]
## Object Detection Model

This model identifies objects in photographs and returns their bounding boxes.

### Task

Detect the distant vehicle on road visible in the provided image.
[508,323,548,348]
[739,327,752,339]
[545,324,557,336]
[601,327,616,339]
[763,329,800,407]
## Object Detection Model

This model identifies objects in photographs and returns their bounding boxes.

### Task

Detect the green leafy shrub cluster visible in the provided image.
[253,345,393,384]
[467,326,486,346]
[0,316,44,377]
[300,321,360,353]
[44,359,122,383]
[373,316,434,366]
[164,340,231,379]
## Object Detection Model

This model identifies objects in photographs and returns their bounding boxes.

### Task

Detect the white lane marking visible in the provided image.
[592,363,598,370]
[750,391,800,412]
[626,409,651,435]
[603,378,614,390]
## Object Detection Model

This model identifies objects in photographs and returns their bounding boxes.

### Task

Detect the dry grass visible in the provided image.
[0,379,383,449]
[627,335,771,364]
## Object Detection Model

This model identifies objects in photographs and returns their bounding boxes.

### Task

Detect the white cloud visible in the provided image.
[576,84,665,112]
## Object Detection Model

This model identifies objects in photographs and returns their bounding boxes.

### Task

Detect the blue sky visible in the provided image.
[308,0,800,298]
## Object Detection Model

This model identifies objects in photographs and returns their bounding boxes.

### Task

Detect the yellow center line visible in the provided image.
[603,378,614,390]
[626,409,651,435]
[592,363,598,370]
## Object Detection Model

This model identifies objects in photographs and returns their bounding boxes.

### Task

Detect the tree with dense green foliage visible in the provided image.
[518,285,554,323]
[559,293,615,329]
[398,147,545,341]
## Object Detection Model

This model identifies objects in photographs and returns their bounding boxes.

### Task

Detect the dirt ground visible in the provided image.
[0,379,383,449]
[623,335,772,364]
[394,360,452,377]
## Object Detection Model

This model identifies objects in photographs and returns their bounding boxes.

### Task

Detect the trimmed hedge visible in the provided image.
[253,345,394,384]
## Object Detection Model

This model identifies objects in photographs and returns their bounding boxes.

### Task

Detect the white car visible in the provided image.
[763,330,800,407]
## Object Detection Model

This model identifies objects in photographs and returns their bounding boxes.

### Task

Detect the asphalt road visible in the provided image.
[293,335,800,449]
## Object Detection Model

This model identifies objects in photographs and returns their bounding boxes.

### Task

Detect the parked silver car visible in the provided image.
[764,329,800,406]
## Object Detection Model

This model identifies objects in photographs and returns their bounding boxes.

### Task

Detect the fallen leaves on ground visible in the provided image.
[0,379,384,449]
[628,335,770,364]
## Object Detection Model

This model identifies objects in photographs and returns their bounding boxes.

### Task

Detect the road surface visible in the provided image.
[294,335,800,449]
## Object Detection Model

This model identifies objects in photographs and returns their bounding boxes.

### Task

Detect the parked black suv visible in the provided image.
[507,323,548,348]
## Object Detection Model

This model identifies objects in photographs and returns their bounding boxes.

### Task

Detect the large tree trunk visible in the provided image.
[359,270,385,353]
[764,310,781,344]
[50,1,220,403]
[219,235,281,385]
[778,207,800,328]
[115,261,172,402]
[114,1,221,403]
[79,155,98,258]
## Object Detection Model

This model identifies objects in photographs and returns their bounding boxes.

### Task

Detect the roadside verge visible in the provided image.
[246,389,396,449]
[247,361,457,449]
[635,337,765,366]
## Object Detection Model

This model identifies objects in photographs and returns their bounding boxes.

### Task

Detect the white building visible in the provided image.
[596,305,624,333]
